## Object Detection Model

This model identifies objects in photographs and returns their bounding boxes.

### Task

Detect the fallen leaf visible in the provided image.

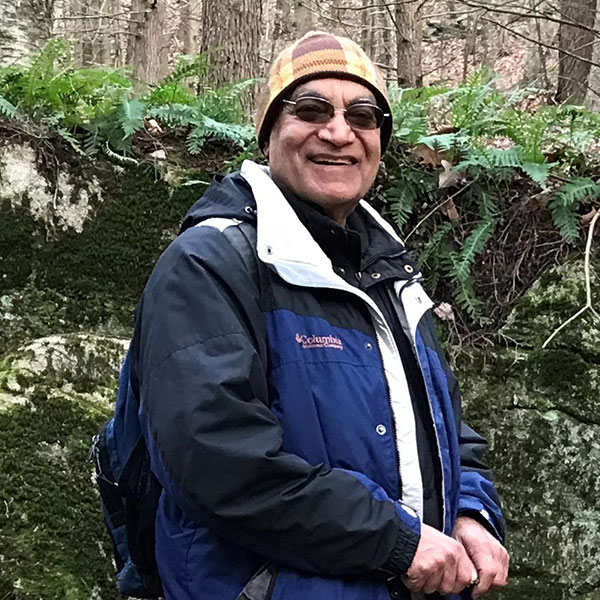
[581,208,598,227]
[147,119,163,134]
[440,198,460,221]
[149,149,167,160]
[434,302,455,322]
[410,143,447,167]
[439,159,463,189]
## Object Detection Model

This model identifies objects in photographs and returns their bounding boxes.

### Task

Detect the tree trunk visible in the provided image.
[294,0,315,36]
[199,0,262,88]
[0,0,54,66]
[175,0,198,55]
[395,0,422,87]
[128,0,170,84]
[556,0,598,103]
[586,0,600,107]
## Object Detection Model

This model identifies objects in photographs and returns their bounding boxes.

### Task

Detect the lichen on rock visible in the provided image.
[0,334,127,600]
[0,143,103,235]
[502,258,599,354]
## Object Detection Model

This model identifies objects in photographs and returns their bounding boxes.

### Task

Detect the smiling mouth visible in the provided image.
[309,156,358,166]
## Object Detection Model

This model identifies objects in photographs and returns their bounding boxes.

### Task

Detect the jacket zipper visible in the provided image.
[373,327,403,500]
[392,281,446,533]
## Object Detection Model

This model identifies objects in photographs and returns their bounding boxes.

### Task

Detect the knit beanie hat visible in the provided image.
[256,30,392,154]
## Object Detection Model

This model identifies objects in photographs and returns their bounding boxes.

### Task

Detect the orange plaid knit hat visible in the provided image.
[256,31,392,154]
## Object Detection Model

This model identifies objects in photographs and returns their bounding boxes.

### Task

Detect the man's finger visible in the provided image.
[471,563,497,598]
[421,568,444,595]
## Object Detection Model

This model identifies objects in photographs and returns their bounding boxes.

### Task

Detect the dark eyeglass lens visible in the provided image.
[346,105,381,129]
[289,97,383,129]
[293,98,333,123]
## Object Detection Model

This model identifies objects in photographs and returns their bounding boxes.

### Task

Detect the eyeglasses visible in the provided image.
[281,96,389,130]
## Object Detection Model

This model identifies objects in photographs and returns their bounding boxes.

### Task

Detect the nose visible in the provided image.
[317,111,356,146]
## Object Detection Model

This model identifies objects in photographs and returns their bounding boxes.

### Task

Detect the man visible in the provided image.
[131,31,508,600]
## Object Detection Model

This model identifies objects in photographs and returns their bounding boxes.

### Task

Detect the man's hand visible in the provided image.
[401,523,478,595]
[452,516,509,598]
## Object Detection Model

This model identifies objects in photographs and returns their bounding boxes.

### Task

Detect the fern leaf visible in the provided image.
[420,221,453,264]
[389,192,414,228]
[119,99,145,139]
[0,96,17,118]
[478,190,498,219]
[418,133,459,151]
[452,219,495,282]
[454,277,483,317]
[521,161,551,186]
[552,178,600,205]
[103,142,138,165]
[57,127,86,156]
[186,125,207,154]
[147,104,196,128]
[197,115,254,148]
[548,178,600,242]
[548,201,580,242]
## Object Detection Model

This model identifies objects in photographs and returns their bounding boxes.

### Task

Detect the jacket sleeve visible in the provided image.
[131,225,421,577]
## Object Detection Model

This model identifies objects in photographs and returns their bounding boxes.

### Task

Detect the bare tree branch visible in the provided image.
[482,15,600,70]
[332,0,422,10]
[456,0,600,38]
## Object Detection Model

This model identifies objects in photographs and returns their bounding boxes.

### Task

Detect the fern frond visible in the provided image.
[159,53,211,86]
[420,221,453,264]
[118,99,145,138]
[389,190,414,228]
[103,142,138,165]
[57,127,86,155]
[548,178,600,242]
[456,147,523,171]
[0,96,17,118]
[196,115,254,148]
[147,104,197,127]
[454,277,486,321]
[452,218,495,282]
[521,161,551,186]
[418,132,460,151]
[186,126,207,154]
[477,190,498,219]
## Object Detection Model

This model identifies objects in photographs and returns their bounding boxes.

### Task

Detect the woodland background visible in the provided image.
[3,0,600,105]
[1,1,600,600]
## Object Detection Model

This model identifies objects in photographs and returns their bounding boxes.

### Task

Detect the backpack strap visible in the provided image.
[196,218,266,304]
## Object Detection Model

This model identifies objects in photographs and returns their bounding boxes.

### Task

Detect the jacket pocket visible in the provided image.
[236,563,278,600]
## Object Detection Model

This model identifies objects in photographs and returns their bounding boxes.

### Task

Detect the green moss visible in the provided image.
[502,258,600,353]
[0,390,117,599]
[0,152,212,355]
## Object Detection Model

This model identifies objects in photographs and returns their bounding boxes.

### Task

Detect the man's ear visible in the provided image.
[263,142,269,159]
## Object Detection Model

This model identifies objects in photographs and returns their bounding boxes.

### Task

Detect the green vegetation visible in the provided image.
[385,69,600,323]
[1,43,598,328]
[0,39,256,161]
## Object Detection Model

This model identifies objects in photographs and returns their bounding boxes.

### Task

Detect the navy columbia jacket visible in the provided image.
[131,160,505,600]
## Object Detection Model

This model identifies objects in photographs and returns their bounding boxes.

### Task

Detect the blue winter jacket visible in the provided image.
[130,160,505,600]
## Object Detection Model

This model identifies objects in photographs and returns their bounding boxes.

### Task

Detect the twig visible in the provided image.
[405,180,475,241]
[455,0,600,37]
[482,15,600,69]
[542,210,600,348]
[332,0,422,10]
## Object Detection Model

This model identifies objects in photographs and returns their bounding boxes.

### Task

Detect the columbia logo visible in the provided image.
[295,333,343,350]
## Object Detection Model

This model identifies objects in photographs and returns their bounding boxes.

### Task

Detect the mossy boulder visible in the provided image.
[457,258,600,599]
[0,334,127,600]
[0,140,210,355]
[502,258,599,355]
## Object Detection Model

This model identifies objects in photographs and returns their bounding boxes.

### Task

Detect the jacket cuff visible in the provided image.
[456,508,504,542]
[380,503,421,574]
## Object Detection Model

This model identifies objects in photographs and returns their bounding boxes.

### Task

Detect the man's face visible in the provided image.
[266,78,382,224]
